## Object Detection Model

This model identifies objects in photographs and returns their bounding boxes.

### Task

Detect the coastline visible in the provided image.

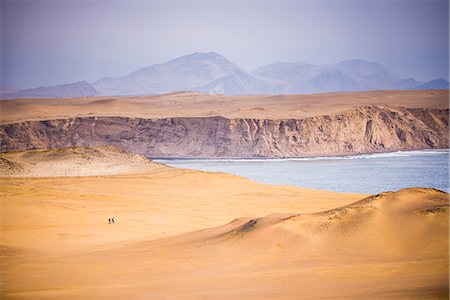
[152,148,450,161]
[155,149,449,194]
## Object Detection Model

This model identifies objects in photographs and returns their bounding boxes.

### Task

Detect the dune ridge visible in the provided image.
[0,146,169,177]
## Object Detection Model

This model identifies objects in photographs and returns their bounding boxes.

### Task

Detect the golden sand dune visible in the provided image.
[0,147,448,299]
[92,188,446,299]
[0,89,447,124]
[0,146,169,177]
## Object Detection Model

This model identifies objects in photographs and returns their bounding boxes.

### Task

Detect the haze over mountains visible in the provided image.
[2,52,448,99]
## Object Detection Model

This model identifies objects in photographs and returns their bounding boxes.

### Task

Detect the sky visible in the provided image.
[1,0,448,90]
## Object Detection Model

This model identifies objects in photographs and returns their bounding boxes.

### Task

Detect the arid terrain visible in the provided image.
[1,146,448,299]
[2,0,448,298]
[1,90,448,157]
[1,90,447,123]
[1,90,449,298]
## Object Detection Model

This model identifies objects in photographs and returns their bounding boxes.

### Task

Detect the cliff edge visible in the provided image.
[1,105,447,157]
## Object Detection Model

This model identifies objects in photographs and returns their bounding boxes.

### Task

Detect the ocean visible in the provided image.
[156,149,449,194]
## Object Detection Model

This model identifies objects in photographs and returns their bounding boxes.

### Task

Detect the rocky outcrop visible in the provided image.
[0,106,448,157]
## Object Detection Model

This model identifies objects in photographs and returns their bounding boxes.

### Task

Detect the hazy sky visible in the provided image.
[1,0,448,89]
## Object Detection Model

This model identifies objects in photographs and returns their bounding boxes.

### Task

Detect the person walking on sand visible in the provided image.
[112,217,115,224]
[108,218,111,224]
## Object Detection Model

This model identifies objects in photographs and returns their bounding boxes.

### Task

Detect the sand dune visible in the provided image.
[0,146,169,177]
[0,90,447,124]
[0,147,448,299]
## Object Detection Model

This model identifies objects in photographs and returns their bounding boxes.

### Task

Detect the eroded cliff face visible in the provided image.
[0,106,448,157]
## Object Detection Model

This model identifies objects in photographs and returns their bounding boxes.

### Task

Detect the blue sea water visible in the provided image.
[156,150,449,194]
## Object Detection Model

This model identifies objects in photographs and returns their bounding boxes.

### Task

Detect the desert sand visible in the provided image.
[0,146,169,177]
[1,146,448,299]
[0,89,447,124]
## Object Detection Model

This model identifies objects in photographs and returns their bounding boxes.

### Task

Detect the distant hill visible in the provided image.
[92,52,284,96]
[194,67,284,95]
[1,52,448,99]
[1,81,98,99]
[413,78,449,90]
[253,59,433,93]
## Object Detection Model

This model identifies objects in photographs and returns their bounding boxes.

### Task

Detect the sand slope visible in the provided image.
[0,147,448,299]
[0,146,169,177]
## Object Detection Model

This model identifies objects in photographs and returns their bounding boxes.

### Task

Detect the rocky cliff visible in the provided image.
[0,106,448,157]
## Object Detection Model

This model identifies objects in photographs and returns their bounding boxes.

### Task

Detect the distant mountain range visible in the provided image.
[1,81,99,99]
[2,52,448,99]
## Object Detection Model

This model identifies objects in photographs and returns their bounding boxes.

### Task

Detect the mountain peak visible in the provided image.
[414,78,449,90]
[430,78,448,84]
[92,51,242,96]
[184,51,224,60]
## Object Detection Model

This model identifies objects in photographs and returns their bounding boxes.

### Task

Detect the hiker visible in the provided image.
[108,218,111,224]
[112,217,115,224]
